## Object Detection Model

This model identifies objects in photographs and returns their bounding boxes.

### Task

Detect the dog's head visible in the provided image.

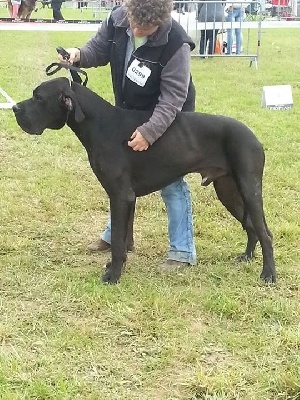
[13,77,85,135]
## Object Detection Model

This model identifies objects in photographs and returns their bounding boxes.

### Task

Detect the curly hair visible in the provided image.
[124,0,173,27]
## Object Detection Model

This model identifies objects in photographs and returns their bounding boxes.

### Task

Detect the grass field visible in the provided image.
[0,28,300,399]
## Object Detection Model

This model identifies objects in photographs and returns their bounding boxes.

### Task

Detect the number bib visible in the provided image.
[126,59,151,87]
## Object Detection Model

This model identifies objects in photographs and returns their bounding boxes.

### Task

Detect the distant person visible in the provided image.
[271,0,289,17]
[225,1,246,54]
[78,1,87,9]
[51,0,64,22]
[41,0,51,8]
[176,1,186,14]
[198,0,225,56]
[10,0,22,20]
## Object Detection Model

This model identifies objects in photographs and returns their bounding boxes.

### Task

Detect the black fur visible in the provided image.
[13,77,276,284]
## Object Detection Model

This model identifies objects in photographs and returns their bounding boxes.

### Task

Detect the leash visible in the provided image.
[45,47,88,86]
[45,62,88,86]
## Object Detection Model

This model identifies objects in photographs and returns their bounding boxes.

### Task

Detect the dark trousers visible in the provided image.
[51,0,64,20]
[78,1,87,8]
[176,2,185,13]
[199,29,219,55]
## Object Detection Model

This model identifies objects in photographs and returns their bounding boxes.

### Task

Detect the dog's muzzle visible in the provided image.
[13,104,41,135]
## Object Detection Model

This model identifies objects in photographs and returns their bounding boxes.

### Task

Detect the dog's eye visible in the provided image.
[34,94,44,102]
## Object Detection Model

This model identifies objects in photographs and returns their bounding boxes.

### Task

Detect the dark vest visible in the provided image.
[107,14,196,112]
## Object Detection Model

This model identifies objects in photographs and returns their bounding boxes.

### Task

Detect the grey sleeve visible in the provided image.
[79,18,111,68]
[137,43,191,145]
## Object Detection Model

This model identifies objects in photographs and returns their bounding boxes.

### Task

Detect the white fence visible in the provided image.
[173,0,263,66]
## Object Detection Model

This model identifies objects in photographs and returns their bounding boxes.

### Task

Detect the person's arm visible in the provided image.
[137,43,191,146]
[62,17,113,66]
[79,18,112,67]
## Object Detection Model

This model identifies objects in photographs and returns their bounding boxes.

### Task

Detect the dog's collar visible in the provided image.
[45,62,88,86]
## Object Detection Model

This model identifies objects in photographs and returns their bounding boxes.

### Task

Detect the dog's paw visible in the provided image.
[102,262,121,284]
[236,252,252,262]
[102,270,120,284]
[260,270,276,284]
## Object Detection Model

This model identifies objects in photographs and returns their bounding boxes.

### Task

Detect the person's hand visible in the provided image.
[128,130,149,151]
[58,48,80,64]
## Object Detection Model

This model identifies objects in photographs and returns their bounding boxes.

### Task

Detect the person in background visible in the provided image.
[198,0,225,56]
[225,1,246,54]
[10,0,22,21]
[58,0,197,271]
[51,0,64,22]
[177,2,186,14]
[78,1,87,9]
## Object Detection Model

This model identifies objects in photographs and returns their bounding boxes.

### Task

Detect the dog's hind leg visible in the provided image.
[213,176,258,260]
[214,175,275,282]
[235,173,275,283]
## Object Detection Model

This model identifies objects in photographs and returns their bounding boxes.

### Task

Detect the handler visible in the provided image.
[60,0,197,270]
[51,0,64,22]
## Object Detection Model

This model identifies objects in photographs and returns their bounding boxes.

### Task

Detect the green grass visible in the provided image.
[0,29,300,399]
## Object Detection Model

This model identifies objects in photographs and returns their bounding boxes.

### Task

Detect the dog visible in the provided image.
[8,0,38,19]
[12,77,276,285]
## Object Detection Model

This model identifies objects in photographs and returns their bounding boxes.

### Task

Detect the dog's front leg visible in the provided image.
[126,199,136,251]
[102,195,136,284]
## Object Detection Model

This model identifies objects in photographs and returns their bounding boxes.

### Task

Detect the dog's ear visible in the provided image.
[59,91,85,123]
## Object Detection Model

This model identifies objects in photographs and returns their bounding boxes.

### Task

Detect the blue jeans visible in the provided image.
[101,177,196,265]
[226,8,244,54]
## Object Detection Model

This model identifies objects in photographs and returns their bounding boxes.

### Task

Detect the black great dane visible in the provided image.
[13,77,276,284]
